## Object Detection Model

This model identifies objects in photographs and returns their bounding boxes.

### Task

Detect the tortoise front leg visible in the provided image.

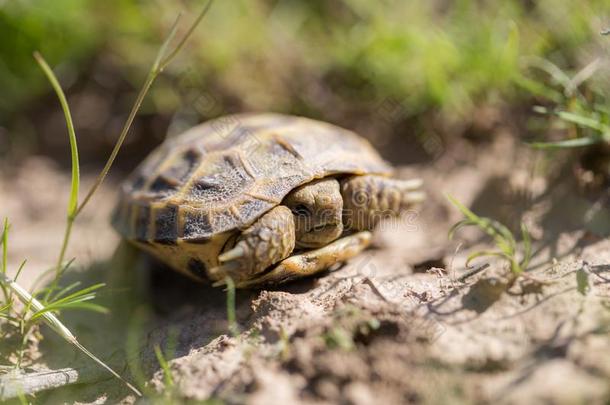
[233,231,372,288]
[209,205,296,283]
[341,174,425,231]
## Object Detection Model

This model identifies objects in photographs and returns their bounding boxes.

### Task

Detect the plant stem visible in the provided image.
[16,324,33,369]
[224,276,239,337]
[75,72,156,216]
[1,219,10,303]
[33,53,80,218]
[34,52,80,300]
[158,0,214,70]
[75,0,213,216]
[46,217,75,301]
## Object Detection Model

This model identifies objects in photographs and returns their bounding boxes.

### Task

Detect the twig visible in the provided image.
[586,262,610,283]
[0,366,100,401]
[361,277,390,302]
[456,263,490,283]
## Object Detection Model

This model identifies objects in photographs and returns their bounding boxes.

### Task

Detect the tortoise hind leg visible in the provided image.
[209,205,296,283]
[230,231,372,288]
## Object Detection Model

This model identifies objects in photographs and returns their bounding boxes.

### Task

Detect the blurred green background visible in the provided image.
[0,0,609,170]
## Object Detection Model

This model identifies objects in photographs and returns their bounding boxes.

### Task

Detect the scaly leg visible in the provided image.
[209,205,296,283]
[341,174,424,231]
[231,231,372,288]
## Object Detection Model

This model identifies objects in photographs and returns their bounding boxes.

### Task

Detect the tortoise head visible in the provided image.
[283,178,343,248]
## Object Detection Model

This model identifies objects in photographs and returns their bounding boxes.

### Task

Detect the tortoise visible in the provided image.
[112,113,424,288]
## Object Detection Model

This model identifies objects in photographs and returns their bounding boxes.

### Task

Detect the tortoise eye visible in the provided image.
[292,204,311,217]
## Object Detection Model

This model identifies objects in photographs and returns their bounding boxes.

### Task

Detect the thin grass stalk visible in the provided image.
[1,219,10,303]
[47,220,75,299]
[75,72,155,216]
[32,54,79,218]
[158,0,214,70]
[224,276,239,337]
[154,345,174,389]
[33,53,80,301]
[76,0,214,216]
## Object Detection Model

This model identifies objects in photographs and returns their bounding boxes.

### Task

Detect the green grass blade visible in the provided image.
[446,194,500,240]
[524,57,571,89]
[64,302,108,313]
[125,307,151,395]
[154,345,174,388]
[32,283,106,319]
[224,276,239,337]
[566,58,602,96]
[514,75,563,103]
[45,283,105,307]
[1,219,10,302]
[556,110,609,133]
[2,218,8,274]
[13,260,27,283]
[0,301,11,313]
[487,219,517,255]
[529,136,603,149]
[33,293,98,316]
[576,268,590,295]
[448,219,477,240]
[49,281,82,302]
[33,52,79,217]
[519,223,532,271]
[465,251,513,267]
[17,390,28,405]
[31,301,108,320]
[159,0,214,70]
[152,14,182,72]
[34,52,80,294]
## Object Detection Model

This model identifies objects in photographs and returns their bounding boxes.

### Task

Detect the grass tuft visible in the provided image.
[522,55,610,150]
[447,194,532,276]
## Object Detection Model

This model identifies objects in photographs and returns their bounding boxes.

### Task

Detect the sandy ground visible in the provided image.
[1,133,609,404]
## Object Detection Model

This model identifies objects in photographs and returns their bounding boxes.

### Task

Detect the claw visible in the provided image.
[209,260,242,280]
[399,178,423,190]
[218,245,245,262]
[212,279,227,287]
[405,190,426,204]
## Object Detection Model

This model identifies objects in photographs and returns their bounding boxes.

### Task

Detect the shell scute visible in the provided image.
[184,153,254,205]
[132,205,150,241]
[180,209,213,242]
[154,204,179,244]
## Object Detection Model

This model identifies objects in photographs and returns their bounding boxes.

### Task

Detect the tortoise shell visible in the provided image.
[112,113,392,280]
